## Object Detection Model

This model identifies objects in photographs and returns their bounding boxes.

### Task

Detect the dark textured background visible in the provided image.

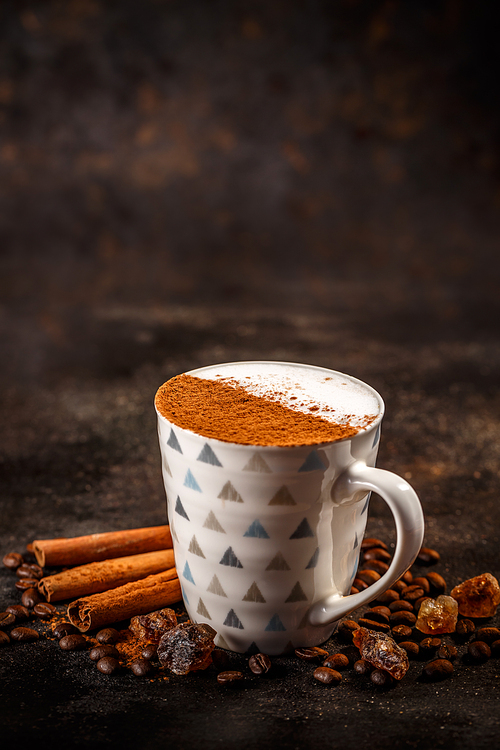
[1,1,500,748]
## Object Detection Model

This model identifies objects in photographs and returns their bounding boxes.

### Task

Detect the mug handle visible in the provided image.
[308,460,425,626]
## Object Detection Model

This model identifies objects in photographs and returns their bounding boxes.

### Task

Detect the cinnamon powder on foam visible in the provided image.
[155,374,376,447]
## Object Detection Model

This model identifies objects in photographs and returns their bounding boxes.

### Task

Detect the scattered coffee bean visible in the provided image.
[389,600,414,613]
[130,658,153,677]
[438,643,457,660]
[416,547,440,566]
[96,628,120,644]
[375,589,400,605]
[369,606,392,618]
[97,656,120,675]
[370,669,393,687]
[358,618,390,633]
[313,666,342,685]
[361,559,389,574]
[468,641,491,662]
[295,646,329,661]
[391,625,413,641]
[426,572,447,595]
[249,653,272,675]
[21,588,43,608]
[491,640,500,657]
[392,580,409,594]
[363,547,392,562]
[337,620,360,643]
[141,643,158,661]
[34,603,56,620]
[15,578,39,591]
[353,577,369,591]
[401,585,425,603]
[0,612,16,628]
[6,605,30,621]
[3,552,24,570]
[389,611,417,627]
[16,563,43,580]
[364,608,390,624]
[217,670,244,685]
[399,641,420,657]
[52,621,78,639]
[10,627,39,642]
[323,653,349,670]
[420,637,442,652]
[0,631,10,646]
[423,659,453,681]
[361,538,388,551]
[401,570,413,584]
[412,577,430,594]
[475,627,500,645]
[59,634,88,651]
[89,644,120,661]
[353,659,372,675]
[455,619,475,637]
[356,570,381,585]
[350,586,360,595]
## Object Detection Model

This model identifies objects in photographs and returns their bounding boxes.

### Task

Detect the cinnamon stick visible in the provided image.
[67,569,182,632]
[33,525,173,567]
[38,549,176,602]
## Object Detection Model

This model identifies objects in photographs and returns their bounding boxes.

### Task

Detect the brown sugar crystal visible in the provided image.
[155,374,375,447]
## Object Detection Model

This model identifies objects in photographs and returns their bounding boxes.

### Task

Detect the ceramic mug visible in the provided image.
[155,361,424,655]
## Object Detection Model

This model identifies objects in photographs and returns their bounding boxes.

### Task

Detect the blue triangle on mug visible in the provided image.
[183,561,195,584]
[289,518,315,539]
[305,547,319,569]
[184,469,202,492]
[243,520,270,539]
[167,429,183,453]
[298,450,327,472]
[353,531,359,549]
[372,424,380,448]
[265,614,286,632]
[197,443,223,467]
[181,585,189,605]
[223,609,244,629]
[175,496,190,521]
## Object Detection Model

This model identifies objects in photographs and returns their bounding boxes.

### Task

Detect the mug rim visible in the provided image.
[155,360,385,450]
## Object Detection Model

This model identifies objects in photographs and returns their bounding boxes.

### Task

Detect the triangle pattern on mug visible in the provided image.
[268,486,296,506]
[184,469,202,492]
[219,546,243,568]
[188,535,206,558]
[218,480,243,503]
[183,561,195,584]
[243,519,270,539]
[181,584,189,605]
[167,428,182,453]
[162,455,172,477]
[215,633,231,649]
[266,551,291,571]
[203,510,226,533]
[361,494,370,515]
[242,453,272,473]
[175,496,190,521]
[298,450,327,472]
[306,547,320,569]
[242,581,266,603]
[289,518,315,539]
[265,614,286,632]
[197,443,223,467]
[197,598,212,619]
[207,574,227,597]
[285,581,308,603]
[245,641,261,655]
[224,609,244,629]
[353,531,359,549]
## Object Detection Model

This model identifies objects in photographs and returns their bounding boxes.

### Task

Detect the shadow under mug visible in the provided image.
[155,361,424,655]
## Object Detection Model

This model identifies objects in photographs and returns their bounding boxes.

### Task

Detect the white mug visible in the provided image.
[155,361,424,655]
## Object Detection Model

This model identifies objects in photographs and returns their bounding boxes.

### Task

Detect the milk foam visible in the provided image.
[192,362,381,428]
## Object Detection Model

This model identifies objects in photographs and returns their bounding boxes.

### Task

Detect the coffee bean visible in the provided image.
[375,589,399,605]
[0,631,10,646]
[34,603,57,620]
[21,588,43,608]
[363,548,392,562]
[350,586,360,595]
[338,619,360,642]
[97,656,120,675]
[52,621,78,639]
[416,547,440,566]
[361,538,388,551]
[142,643,158,661]
[96,627,120,644]
[426,572,447,595]
[370,669,393,687]
[15,578,39,591]
[295,646,329,661]
[356,570,381,585]
[468,641,491,662]
[6,605,30,621]
[389,600,414,613]
[401,570,413,584]
[475,627,500,645]
[420,637,442,651]
[364,608,390,625]
[353,577,369,591]
[3,552,24,570]
[389,611,417,627]
[401,585,425,603]
[369,606,392,619]
[361,560,389,574]
[392,625,413,641]
[399,641,420,657]
[423,659,453,681]
[0,612,16,628]
[89,644,120,661]
[411,577,430,594]
[438,643,457,660]
[130,658,153,677]
[313,667,342,685]
[16,563,43,580]
[59,634,88,651]
[456,619,475,637]
[353,659,372,675]
[217,670,244,685]
[249,653,272,675]
[491,640,500,657]
[358,618,391,633]
[392,580,409,594]
[323,653,349,670]
[10,627,39,642]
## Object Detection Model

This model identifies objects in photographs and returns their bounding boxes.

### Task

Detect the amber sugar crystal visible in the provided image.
[450,573,500,618]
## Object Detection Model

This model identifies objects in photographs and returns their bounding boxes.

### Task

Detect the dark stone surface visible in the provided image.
[1,1,500,748]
